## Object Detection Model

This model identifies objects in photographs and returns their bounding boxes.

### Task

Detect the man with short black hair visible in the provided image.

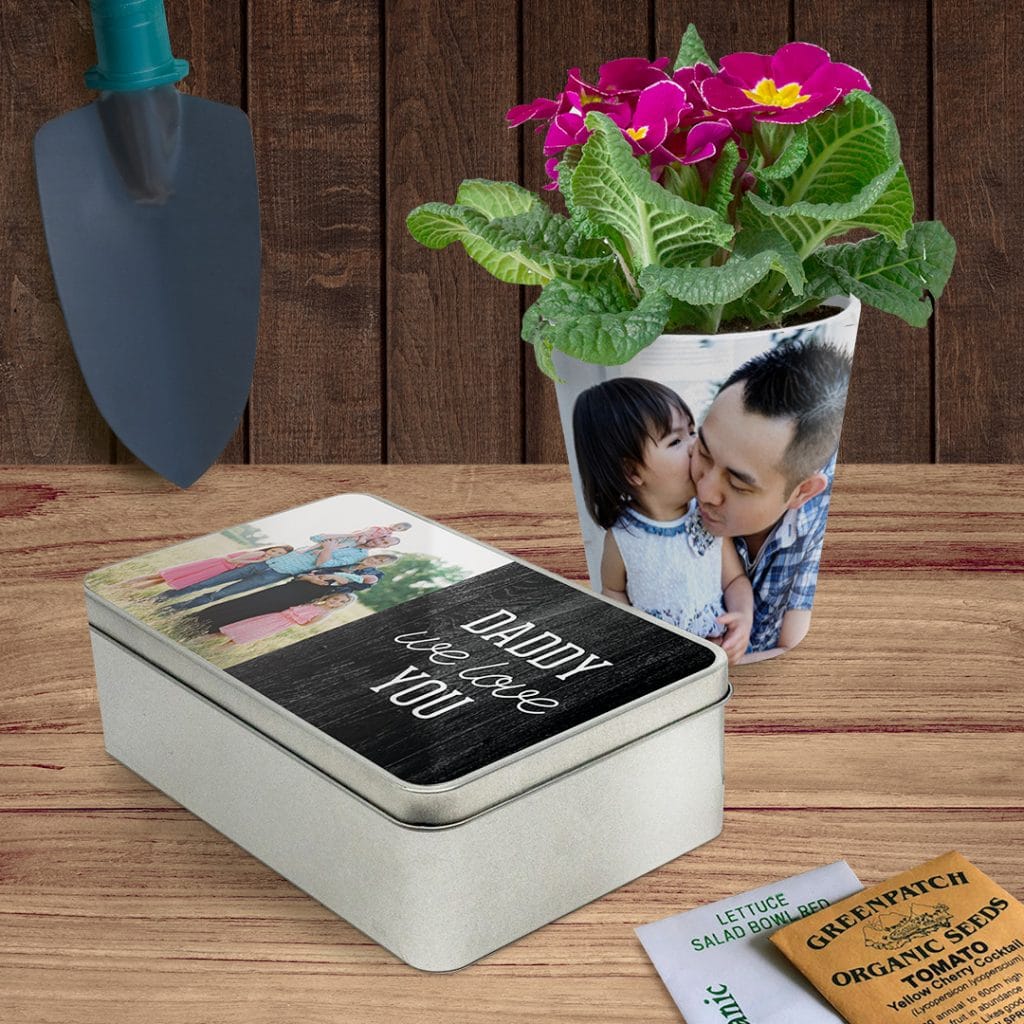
[691,338,853,660]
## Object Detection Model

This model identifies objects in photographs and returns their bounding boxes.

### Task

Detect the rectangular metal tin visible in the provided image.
[84,493,730,825]
[90,626,730,971]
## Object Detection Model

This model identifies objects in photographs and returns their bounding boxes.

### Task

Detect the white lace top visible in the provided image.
[610,500,726,638]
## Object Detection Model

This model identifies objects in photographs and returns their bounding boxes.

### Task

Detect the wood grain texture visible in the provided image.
[0,0,109,463]
[933,0,1024,461]
[0,6,1020,466]
[385,0,521,462]
[795,0,933,463]
[2,731,1022,811]
[113,0,247,468]
[654,1,790,74]
[520,0,651,463]
[1,811,1017,1024]
[248,0,383,463]
[0,464,1021,1020]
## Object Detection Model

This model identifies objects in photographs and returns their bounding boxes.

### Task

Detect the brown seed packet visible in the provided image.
[770,851,1024,1024]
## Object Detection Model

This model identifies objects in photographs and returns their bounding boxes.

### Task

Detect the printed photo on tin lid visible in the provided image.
[86,494,720,787]
[87,495,507,671]
[569,330,854,665]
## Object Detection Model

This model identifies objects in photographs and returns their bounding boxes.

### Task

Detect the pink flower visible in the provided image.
[509,67,632,164]
[655,117,737,169]
[542,157,560,191]
[506,96,559,129]
[671,62,716,111]
[541,90,630,156]
[620,80,693,156]
[595,56,672,95]
[700,42,870,125]
[507,52,758,187]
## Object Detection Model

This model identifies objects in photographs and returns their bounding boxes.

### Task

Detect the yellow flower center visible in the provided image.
[625,125,649,141]
[579,90,603,106]
[741,78,810,109]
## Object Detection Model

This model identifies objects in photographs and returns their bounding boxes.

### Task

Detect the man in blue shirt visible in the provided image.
[156,536,376,610]
[690,338,852,661]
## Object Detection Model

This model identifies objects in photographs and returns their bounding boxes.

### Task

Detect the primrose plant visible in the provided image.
[407,25,955,379]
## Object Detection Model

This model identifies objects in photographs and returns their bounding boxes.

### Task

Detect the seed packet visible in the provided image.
[770,851,1024,1024]
[636,861,863,1022]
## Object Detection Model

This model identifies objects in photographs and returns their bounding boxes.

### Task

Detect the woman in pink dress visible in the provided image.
[213,592,353,647]
[119,545,294,591]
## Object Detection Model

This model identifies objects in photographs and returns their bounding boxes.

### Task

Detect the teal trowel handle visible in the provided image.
[84,0,189,92]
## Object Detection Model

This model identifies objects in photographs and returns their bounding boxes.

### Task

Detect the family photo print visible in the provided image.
[562,313,857,665]
[85,493,502,670]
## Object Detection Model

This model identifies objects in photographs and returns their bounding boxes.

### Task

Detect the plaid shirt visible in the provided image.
[734,452,837,653]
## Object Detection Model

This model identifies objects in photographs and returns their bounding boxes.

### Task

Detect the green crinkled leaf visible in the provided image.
[556,147,583,213]
[674,24,717,72]
[569,112,733,272]
[718,294,785,329]
[532,337,562,381]
[743,91,907,255]
[559,145,635,263]
[733,226,805,296]
[804,221,956,327]
[664,296,710,332]
[659,162,705,206]
[706,140,740,221]
[455,179,539,218]
[854,163,914,245]
[742,171,898,257]
[522,279,672,371]
[407,203,550,284]
[485,207,615,282]
[764,91,901,205]
[407,198,615,286]
[754,123,809,182]
[639,248,800,308]
[521,290,564,379]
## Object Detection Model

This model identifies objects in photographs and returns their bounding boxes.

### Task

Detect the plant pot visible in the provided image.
[552,295,861,662]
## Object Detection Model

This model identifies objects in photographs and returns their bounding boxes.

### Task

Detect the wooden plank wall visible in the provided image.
[1,0,1020,467]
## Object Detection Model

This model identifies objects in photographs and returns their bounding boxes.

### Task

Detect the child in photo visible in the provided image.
[573,377,753,663]
[208,592,354,647]
[310,521,411,549]
[181,556,392,637]
[118,545,294,592]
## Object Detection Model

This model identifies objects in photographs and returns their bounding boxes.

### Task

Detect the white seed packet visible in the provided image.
[636,862,864,1023]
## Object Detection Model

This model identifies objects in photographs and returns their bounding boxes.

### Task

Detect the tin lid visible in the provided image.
[85,493,729,825]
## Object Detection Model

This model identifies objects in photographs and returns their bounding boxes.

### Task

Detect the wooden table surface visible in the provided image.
[2,464,1022,1023]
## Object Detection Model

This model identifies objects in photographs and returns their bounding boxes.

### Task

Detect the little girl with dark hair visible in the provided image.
[572,377,752,662]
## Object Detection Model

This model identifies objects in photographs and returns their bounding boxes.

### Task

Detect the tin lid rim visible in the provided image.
[86,585,728,796]
[83,490,730,821]
[90,619,732,831]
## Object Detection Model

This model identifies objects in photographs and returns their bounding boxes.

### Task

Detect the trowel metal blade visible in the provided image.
[34,88,261,488]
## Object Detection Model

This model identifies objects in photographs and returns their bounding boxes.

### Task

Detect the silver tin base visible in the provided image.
[91,627,729,972]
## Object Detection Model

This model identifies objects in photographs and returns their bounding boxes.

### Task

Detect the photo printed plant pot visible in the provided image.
[84,492,730,970]
[554,295,861,664]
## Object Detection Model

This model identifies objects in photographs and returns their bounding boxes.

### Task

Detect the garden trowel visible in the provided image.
[34,0,260,488]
